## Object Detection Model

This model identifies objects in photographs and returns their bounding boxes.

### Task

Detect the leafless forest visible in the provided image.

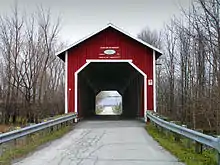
[0,5,65,125]
[139,0,220,134]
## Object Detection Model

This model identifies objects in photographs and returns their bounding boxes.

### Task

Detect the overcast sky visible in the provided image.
[0,0,191,44]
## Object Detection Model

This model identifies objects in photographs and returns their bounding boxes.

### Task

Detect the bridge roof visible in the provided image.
[56,23,163,61]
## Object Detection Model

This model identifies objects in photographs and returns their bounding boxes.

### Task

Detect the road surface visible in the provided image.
[13,120,184,165]
[99,107,115,115]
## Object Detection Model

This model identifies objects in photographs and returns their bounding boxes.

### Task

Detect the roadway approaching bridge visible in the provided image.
[13,120,184,165]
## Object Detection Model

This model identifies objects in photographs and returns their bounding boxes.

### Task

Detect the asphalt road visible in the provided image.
[13,120,184,165]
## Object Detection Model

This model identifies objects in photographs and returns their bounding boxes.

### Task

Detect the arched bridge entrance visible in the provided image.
[78,60,146,119]
[56,23,162,121]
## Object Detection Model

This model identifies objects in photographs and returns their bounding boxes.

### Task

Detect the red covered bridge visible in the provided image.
[57,23,162,121]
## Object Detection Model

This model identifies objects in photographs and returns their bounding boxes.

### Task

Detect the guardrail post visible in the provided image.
[182,125,190,148]
[0,144,3,156]
[50,126,53,132]
[14,138,17,147]
[164,127,169,137]
[195,141,203,154]
[170,121,181,142]
[195,129,203,154]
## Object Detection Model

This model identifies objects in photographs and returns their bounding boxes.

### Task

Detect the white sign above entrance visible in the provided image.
[104,49,116,55]
[98,46,121,58]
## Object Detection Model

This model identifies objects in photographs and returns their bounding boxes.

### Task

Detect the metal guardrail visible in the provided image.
[146,111,220,164]
[0,113,77,144]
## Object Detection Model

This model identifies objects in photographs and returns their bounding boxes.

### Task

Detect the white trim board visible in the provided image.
[153,50,156,112]
[86,59,132,63]
[56,23,162,57]
[73,59,148,120]
[65,51,68,114]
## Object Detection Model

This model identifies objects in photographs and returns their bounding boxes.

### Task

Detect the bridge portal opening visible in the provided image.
[96,91,122,116]
[77,61,145,119]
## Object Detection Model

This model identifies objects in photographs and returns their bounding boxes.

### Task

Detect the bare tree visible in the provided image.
[137,26,162,49]
[153,0,220,133]
[0,4,65,124]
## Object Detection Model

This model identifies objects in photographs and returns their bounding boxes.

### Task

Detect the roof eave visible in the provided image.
[57,51,65,62]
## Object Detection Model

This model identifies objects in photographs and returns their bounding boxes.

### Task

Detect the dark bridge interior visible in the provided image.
[78,62,144,119]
